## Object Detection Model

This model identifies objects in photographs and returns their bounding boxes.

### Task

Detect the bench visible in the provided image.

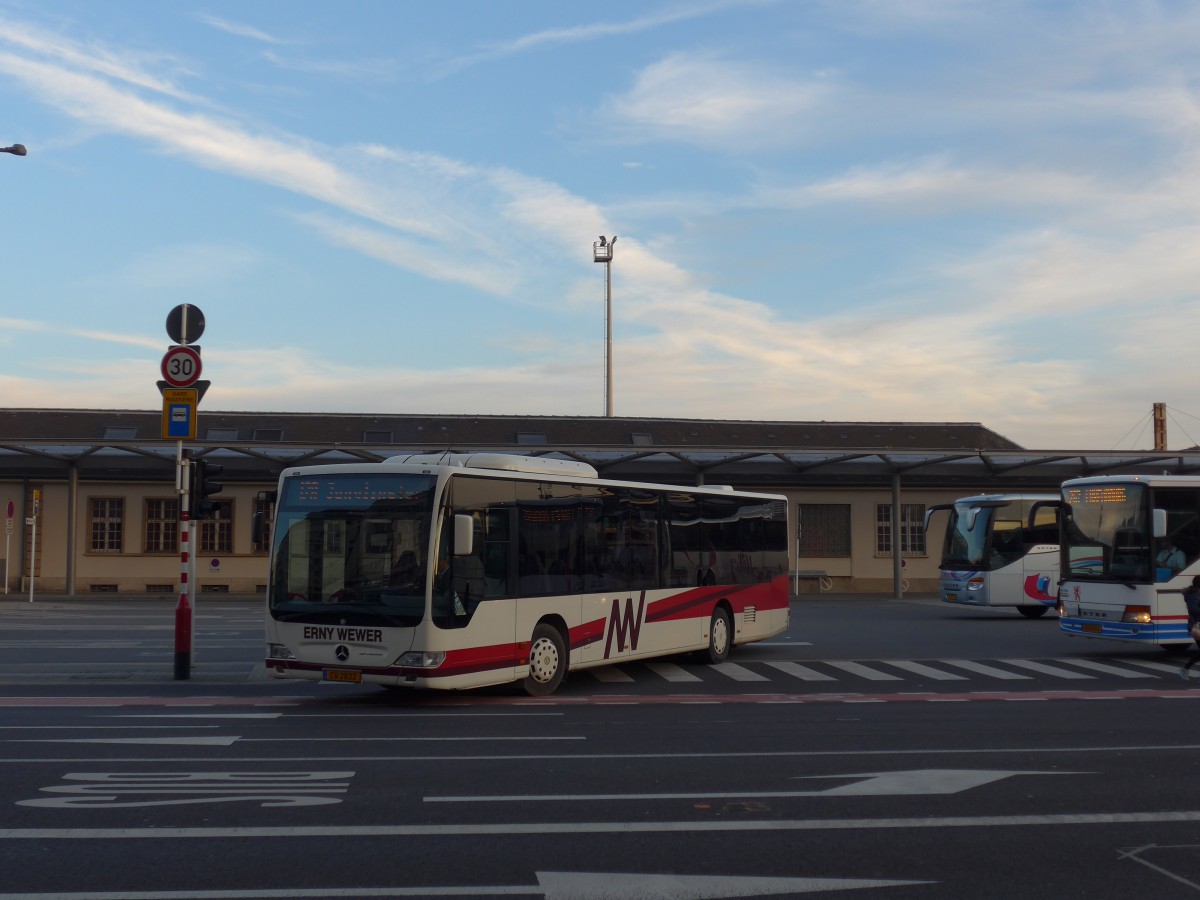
[793,570,832,593]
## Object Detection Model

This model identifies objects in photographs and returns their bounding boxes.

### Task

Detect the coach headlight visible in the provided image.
[267,643,295,660]
[1121,606,1152,625]
[397,650,446,669]
[967,577,985,591]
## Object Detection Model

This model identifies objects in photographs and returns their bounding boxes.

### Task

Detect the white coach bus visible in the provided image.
[924,493,1060,618]
[1059,474,1200,647]
[264,453,790,695]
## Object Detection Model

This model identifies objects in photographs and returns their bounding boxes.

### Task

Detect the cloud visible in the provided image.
[194,14,290,45]
[0,15,201,103]
[600,52,834,150]
[435,0,771,77]
[261,50,400,81]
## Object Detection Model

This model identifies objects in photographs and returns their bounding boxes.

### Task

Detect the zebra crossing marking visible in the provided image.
[645,662,702,683]
[936,659,1033,680]
[583,655,1184,688]
[762,661,836,681]
[824,661,903,681]
[1059,659,1155,679]
[999,659,1094,679]
[710,662,770,682]
[881,660,968,681]
[1113,658,1186,676]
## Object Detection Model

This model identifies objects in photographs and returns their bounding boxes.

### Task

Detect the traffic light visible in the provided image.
[190,458,224,519]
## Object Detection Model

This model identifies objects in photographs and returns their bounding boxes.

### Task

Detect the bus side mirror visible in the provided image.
[1153,508,1168,538]
[453,514,474,556]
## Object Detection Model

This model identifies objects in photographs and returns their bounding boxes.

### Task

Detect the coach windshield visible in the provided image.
[268,473,437,627]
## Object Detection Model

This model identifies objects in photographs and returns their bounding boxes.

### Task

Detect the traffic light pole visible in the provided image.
[174,443,193,680]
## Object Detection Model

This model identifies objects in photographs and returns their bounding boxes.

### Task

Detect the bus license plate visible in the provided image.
[323,668,362,684]
[1082,623,1102,635]
[946,593,957,602]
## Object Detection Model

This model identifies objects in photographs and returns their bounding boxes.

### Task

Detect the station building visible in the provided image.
[3,408,1198,597]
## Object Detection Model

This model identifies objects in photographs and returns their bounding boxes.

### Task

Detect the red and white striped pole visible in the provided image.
[174,446,192,680]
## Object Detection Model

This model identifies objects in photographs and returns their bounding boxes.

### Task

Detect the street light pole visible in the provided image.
[1,144,27,156]
[593,235,617,417]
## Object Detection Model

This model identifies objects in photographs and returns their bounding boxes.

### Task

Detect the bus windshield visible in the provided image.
[941,498,1058,571]
[268,473,437,626]
[941,505,995,568]
[1062,482,1149,580]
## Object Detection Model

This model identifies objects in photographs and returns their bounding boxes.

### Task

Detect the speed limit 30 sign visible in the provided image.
[161,345,202,388]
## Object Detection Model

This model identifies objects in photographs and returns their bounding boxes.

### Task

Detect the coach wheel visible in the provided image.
[1016,605,1049,619]
[703,606,733,664]
[524,622,567,696]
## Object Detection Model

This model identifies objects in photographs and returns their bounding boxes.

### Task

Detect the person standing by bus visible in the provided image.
[1185,576,1200,647]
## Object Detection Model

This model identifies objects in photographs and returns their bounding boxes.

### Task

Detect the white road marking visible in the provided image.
[1054,659,1156,679]
[937,659,1032,679]
[762,661,836,681]
[645,663,702,683]
[880,661,967,681]
[0,871,933,899]
[711,662,770,682]
[1,809,1199,838]
[999,659,1094,679]
[823,661,902,681]
[425,769,1073,803]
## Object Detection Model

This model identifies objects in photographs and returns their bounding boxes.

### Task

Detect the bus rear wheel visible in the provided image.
[701,606,733,664]
[1017,606,1050,618]
[524,622,566,696]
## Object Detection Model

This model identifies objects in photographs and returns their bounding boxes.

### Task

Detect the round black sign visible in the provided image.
[166,304,206,345]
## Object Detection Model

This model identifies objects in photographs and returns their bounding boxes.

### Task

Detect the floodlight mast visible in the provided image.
[593,235,617,417]
[0,144,27,156]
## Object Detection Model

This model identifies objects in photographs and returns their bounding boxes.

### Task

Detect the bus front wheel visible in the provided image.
[702,606,733,664]
[524,622,566,696]
[1017,606,1050,619]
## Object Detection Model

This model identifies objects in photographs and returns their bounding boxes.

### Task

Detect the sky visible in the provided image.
[1,1,1199,451]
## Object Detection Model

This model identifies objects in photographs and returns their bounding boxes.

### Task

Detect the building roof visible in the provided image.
[0,408,1020,450]
[1,408,1198,491]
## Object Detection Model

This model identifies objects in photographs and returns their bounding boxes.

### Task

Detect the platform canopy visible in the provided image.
[2,409,1197,491]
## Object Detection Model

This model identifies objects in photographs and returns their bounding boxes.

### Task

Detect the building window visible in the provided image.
[198,501,233,554]
[144,499,179,553]
[798,504,851,557]
[252,495,272,554]
[90,498,124,553]
[876,503,927,556]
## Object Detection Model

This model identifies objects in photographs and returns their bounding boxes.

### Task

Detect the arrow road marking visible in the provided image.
[0,872,934,899]
[425,768,1078,803]
[534,871,933,898]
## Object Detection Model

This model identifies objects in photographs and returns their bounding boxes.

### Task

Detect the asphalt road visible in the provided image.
[2,595,1200,899]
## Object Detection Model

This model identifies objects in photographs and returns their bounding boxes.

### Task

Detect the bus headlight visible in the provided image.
[267,643,295,660]
[1121,606,1152,625]
[967,577,985,591]
[397,651,446,669]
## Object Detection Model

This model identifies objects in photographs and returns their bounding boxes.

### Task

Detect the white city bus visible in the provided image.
[1059,474,1200,647]
[924,493,1060,617]
[264,453,790,695]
